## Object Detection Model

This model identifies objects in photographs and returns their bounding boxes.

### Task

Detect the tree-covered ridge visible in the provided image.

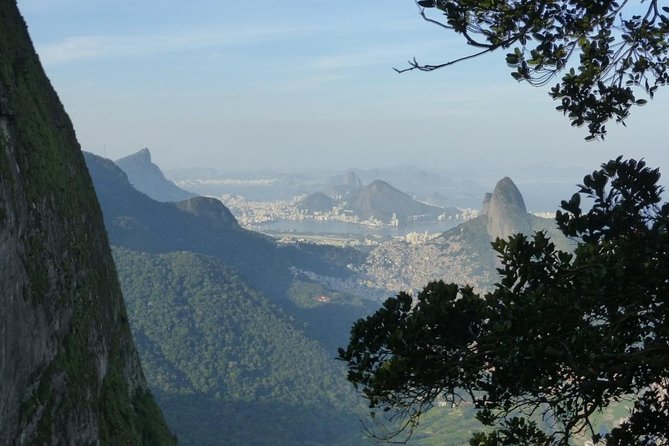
[113,247,370,445]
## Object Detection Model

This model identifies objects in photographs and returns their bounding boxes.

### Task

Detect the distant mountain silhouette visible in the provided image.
[298,192,335,213]
[344,179,457,222]
[421,191,453,208]
[115,148,195,202]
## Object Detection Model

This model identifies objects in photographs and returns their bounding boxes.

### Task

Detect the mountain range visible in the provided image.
[299,177,461,224]
[89,149,576,445]
[85,151,377,445]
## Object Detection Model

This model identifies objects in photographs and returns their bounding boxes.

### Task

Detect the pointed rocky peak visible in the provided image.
[175,196,239,228]
[116,147,152,165]
[486,177,530,241]
[115,148,195,202]
[491,177,527,213]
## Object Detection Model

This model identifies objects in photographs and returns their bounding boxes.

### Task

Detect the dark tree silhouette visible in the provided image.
[398,1,669,139]
[340,158,669,445]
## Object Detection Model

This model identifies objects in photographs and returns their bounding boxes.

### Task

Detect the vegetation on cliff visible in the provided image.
[0,1,174,443]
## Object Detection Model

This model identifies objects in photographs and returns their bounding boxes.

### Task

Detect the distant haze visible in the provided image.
[17,0,669,180]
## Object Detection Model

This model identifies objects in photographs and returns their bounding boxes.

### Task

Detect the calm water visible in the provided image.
[254,219,461,237]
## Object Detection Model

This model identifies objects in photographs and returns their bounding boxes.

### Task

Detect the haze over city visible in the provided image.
[17,0,669,178]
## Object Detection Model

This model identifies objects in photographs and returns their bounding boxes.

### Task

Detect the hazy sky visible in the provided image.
[17,0,669,177]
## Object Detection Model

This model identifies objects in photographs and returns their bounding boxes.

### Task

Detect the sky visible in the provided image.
[16,0,669,179]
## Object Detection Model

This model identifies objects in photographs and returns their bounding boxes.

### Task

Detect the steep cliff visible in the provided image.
[0,1,175,444]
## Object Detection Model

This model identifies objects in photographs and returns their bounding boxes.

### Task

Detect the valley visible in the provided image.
[83,148,576,445]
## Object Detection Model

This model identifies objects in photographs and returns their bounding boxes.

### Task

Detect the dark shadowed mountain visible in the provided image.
[175,196,238,228]
[86,152,296,302]
[344,179,458,222]
[84,151,368,326]
[297,192,335,213]
[115,148,196,202]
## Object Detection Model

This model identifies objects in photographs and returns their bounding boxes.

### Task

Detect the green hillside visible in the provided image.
[113,247,370,445]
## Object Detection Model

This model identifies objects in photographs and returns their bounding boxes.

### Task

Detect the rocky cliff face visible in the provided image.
[0,1,175,444]
[484,177,531,241]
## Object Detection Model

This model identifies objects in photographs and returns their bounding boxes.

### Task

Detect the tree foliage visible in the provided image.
[339,158,669,445]
[401,0,669,139]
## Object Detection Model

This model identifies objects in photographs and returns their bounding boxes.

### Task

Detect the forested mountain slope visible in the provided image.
[113,248,369,445]
[85,153,379,444]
